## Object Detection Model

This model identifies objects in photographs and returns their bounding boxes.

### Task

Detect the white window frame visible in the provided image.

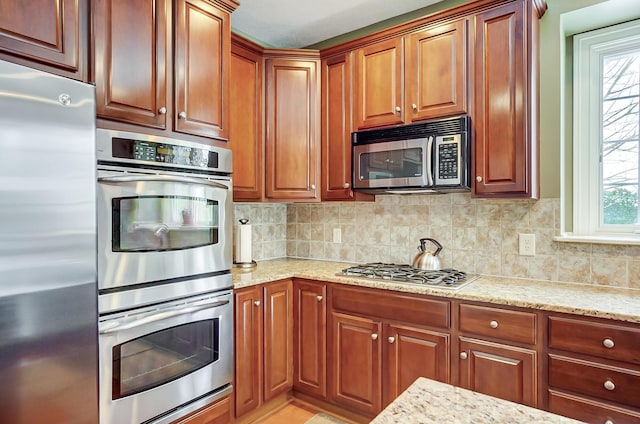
[572,19,640,240]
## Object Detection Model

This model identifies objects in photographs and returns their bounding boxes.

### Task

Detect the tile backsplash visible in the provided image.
[235,194,640,289]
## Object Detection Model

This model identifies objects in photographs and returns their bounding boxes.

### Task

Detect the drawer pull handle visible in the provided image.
[490,320,499,329]
[604,420,614,424]
[371,333,378,340]
[388,336,395,344]
[603,380,615,391]
[603,338,615,348]
[460,352,468,360]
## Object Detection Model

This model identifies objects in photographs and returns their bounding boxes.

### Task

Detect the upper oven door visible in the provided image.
[353,137,432,190]
[97,169,233,291]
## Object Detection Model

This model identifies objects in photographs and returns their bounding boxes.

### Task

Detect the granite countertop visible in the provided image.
[370,378,583,424]
[232,258,640,324]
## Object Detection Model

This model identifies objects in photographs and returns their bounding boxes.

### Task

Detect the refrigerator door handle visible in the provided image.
[99,299,230,334]
[98,174,229,190]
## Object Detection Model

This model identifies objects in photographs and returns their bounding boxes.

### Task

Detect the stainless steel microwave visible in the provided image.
[352,115,471,194]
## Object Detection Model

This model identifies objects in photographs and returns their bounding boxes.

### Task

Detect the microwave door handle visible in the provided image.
[99,299,230,334]
[426,136,434,186]
[98,174,229,190]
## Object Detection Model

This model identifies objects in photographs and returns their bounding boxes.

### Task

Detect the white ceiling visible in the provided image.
[231,0,444,48]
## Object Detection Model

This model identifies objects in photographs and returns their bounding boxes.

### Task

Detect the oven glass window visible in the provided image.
[113,196,219,252]
[359,147,423,180]
[112,318,220,400]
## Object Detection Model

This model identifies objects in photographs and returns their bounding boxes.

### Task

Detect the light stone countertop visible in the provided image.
[369,378,583,424]
[232,258,640,324]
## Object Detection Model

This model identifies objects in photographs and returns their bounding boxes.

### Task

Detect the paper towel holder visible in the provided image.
[234,218,257,269]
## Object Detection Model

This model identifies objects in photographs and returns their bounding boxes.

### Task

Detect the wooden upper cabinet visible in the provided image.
[230,38,263,201]
[473,1,539,198]
[265,56,320,201]
[175,0,230,140]
[353,37,404,130]
[0,0,87,80]
[93,0,168,128]
[405,19,468,122]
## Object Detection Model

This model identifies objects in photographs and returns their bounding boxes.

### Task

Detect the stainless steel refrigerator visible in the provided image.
[0,60,98,423]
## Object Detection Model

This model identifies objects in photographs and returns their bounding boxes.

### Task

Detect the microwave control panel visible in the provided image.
[434,134,462,185]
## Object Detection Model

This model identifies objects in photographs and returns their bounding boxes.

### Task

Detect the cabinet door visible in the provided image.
[405,19,467,122]
[330,312,382,416]
[0,0,87,80]
[93,0,168,128]
[384,324,450,406]
[458,337,537,407]
[354,38,404,129]
[174,0,230,140]
[234,286,262,417]
[265,58,320,201]
[263,279,294,401]
[473,1,538,198]
[293,280,327,398]
[230,40,263,201]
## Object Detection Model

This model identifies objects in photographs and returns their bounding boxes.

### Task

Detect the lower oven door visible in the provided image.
[98,290,233,424]
[97,169,233,290]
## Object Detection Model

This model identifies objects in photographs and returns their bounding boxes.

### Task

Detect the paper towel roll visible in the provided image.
[235,222,252,263]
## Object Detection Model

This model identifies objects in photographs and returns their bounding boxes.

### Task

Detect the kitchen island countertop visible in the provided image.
[232,258,640,324]
[370,377,583,424]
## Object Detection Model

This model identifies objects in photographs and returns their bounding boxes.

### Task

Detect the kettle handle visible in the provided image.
[419,238,443,256]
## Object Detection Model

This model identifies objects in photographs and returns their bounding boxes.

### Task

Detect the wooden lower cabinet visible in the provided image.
[234,280,293,419]
[458,336,537,407]
[329,312,382,416]
[293,280,327,398]
[172,396,231,424]
[548,389,640,424]
[384,323,449,406]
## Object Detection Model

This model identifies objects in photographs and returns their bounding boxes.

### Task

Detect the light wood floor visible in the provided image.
[253,400,318,424]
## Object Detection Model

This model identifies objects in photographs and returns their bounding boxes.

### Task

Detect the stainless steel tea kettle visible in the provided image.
[412,238,442,270]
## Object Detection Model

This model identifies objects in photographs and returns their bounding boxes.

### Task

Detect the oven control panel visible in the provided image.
[113,137,218,168]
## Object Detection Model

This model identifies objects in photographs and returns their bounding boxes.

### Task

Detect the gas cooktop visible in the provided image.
[340,263,478,290]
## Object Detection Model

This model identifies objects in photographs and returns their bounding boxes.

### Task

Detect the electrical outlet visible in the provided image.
[333,228,342,244]
[519,233,535,256]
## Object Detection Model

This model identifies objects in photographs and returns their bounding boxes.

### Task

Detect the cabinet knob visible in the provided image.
[371,333,378,340]
[158,106,167,115]
[316,295,323,301]
[490,320,499,329]
[460,352,468,360]
[254,300,260,307]
[603,338,615,348]
[603,380,615,391]
[343,182,350,189]
[411,103,417,111]
[178,111,187,119]
[388,336,395,344]
[395,106,401,113]
[476,176,483,183]
[311,184,316,190]
[604,420,615,424]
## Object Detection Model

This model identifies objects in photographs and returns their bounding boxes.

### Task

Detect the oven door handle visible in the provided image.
[98,175,229,190]
[99,299,230,334]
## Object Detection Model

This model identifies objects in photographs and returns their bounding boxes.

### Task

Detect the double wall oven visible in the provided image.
[96,130,234,424]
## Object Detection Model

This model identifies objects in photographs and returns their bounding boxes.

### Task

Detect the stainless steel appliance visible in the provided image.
[96,129,234,424]
[98,287,233,424]
[352,115,471,194]
[341,263,477,289]
[0,60,98,423]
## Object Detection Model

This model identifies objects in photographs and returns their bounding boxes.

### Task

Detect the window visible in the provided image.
[573,19,640,239]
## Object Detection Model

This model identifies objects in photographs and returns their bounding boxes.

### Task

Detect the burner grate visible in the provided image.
[341,263,476,289]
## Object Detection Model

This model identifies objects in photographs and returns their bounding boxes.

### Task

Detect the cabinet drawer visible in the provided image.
[331,286,449,329]
[549,389,640,424]
[549,355,640,409]
[458,303,536,344]
[549,316,640,365]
